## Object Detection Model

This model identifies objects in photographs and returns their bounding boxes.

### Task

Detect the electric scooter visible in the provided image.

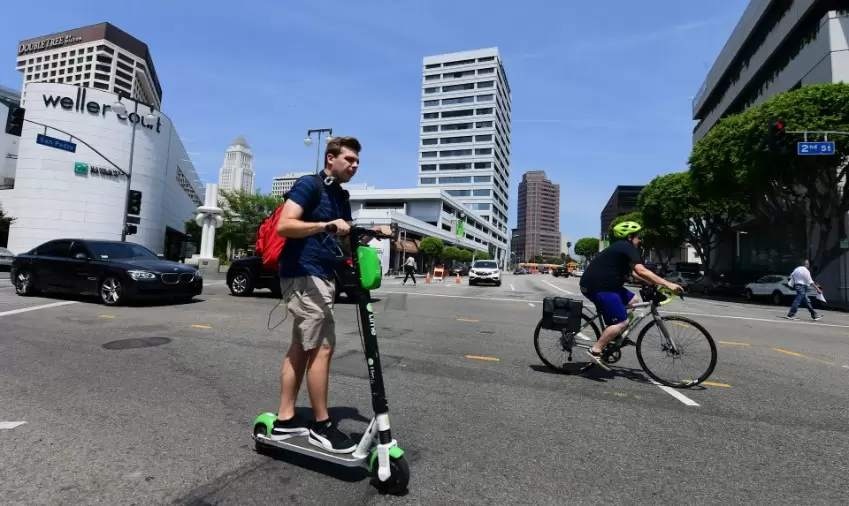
[252,224,410,495]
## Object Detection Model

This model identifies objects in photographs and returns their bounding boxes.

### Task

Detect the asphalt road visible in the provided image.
[1,272,849,505]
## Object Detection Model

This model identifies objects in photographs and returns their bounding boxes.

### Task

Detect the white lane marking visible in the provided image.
[0,300,77,318]
[649,380,700,407]
[541,279,574,295]
[843,365,849,369]
[0,421,26,429]
[510,284,515,291]
[374,291,849,329]
[528,303,535,307]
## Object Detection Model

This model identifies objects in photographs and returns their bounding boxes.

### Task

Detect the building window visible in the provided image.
[477,80,494,88]
[443,83,475,92]
[421,164,437,171]
[96,64,111,73]
[423,99,439,107]
[474,176,491,183]
[443,70,475,79]
[440,149,473,157]
[94,72,110,81]
[439,163,472,171]
[442,109,474,118]
[421,151,438,158]
[440,136,473,144]
[440,176,472,184]
[475,134,492,142]
[422,138,438,145]
[476,121,493,128]
[475,148,492,155]
[474,162,491,169]
[93,82,108,90]
[472,189,491,196]
[444,59,475,67]
[425,74,440,81]
[425,63,441,69]
[442,96,474,105]
[97,45,114,54]
[424,87,439,93]
[96,55,112,64]
[478,56,495,62]
[476,94,494,102]
[423,112,439,119]
[420,178,436,184]
[476,108,493,115]
[422,125,438,132]
[441,122,473,131]
[478,67,494,75]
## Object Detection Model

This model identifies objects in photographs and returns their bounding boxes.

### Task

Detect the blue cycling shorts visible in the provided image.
[580,287,635,326]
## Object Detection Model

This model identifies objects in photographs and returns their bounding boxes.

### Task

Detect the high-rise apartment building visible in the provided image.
[15,22,162,109]
[218,136,255,194]
[417,48,512,260]
[270,171,312,198]
[514,171,560,262]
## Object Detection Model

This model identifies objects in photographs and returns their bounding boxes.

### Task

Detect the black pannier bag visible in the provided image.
[541,296,583,332]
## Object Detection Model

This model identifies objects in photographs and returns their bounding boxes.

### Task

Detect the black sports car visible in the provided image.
[226,256,360,302]
[10,238,202,305]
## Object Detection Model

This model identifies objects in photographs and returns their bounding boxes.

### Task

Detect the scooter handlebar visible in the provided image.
[324,223,394,240]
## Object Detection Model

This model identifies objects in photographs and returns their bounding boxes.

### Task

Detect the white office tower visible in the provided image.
[270,171,312,198]
[418,48,512,242]
[218,135,255,193]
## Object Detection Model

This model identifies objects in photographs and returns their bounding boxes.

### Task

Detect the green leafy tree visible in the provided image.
[457,249,474,263]
[638,172,745,273]
[442,246,461,262]
[419,237,444,270]
[0,202,14,247]
[689,82,849,270]
[474,250,491,260]
[216,190,283,256]
[574,237,600,262]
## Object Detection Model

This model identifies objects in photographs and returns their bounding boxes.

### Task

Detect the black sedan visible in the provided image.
[10,238,202,305]
[226,256,360,302]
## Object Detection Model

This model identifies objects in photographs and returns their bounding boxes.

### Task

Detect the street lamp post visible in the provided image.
[112,94,158,241]
[303,128,333,173]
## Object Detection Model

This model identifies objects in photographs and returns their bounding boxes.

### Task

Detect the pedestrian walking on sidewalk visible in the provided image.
[785,259,823,321]
[402,256,417,285]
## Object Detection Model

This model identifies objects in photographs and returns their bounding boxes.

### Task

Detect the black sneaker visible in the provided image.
[309,419,356,453]
[270,414,310,440]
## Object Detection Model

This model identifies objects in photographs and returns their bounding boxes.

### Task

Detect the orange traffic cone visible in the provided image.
[455,273,461,284]
[425,272,431,283]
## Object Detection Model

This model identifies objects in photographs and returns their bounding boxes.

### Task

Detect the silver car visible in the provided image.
[0,247,14,272]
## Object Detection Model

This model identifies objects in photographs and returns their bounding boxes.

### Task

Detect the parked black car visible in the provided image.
[226,256,360,302]
[10,238,203,305]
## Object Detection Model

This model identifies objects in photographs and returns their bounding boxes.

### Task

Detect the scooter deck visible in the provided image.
[255,434,367,467]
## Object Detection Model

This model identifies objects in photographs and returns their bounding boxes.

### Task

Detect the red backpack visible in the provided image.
[254,174,326,272]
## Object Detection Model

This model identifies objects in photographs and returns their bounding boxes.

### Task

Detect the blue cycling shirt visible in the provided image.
[278,175,352,280]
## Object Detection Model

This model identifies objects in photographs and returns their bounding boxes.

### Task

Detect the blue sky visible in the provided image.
[0,0,748,244]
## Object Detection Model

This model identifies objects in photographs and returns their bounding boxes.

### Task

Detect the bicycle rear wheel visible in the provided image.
[635,315,717,388]
[533,313,600,374]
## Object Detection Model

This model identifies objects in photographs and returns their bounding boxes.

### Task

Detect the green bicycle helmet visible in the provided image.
[612,220,642,239]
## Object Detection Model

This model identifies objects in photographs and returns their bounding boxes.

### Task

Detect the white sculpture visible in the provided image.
[195,183,224,260]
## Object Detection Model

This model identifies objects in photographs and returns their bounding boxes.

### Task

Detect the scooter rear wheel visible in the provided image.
[372,455,410,495]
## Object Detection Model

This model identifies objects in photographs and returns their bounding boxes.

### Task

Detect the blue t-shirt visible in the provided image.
[278,175,352,280]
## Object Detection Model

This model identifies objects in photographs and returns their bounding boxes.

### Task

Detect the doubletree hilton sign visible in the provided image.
[19,35,83,55]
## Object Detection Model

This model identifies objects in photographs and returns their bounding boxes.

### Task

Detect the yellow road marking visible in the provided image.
[464,355,499,362]
[701,381,732,388]
[191,324,212,329]
[456,318,480,323]
[99,315,115,319]
[671,322,690,328]
[718,341,751,346]
[772,348,834,365]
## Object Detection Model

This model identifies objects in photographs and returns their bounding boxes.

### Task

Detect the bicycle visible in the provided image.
[533,284,717,388]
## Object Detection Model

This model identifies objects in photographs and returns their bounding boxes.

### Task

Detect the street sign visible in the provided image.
[36,133,76,153]
[797,141,835,155]
[74,162,88,174]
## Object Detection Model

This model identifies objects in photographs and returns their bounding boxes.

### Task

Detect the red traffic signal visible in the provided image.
[767,119,787,153]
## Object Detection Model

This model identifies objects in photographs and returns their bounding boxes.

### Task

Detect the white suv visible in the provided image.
[469,260,501,287]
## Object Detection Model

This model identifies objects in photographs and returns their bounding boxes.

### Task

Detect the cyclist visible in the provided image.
[578,221,683,370]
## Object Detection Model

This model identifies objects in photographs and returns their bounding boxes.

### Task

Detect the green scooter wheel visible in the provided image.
[371,454,410,495]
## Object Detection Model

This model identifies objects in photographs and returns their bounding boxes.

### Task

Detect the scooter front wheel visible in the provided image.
[372,455,410,495]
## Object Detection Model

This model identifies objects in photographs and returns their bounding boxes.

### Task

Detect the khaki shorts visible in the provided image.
[280,276,337,351]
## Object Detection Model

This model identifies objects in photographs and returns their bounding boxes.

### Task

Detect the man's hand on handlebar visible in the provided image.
[324,219,351,237]
[664,281,684,294]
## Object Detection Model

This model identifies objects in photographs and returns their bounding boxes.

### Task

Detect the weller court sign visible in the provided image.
[41,88,162,133]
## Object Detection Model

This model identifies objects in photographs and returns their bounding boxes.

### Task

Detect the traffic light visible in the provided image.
[126,224,138,236]
[127,190,142,216]
[767,118,786,153]
[4,107,25,136]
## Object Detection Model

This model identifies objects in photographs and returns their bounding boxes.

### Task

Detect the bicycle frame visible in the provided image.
[570,288,680,353]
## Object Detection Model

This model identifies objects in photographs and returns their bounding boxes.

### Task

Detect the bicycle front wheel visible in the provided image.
[635,315,717,388]
[533,314,600,375]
